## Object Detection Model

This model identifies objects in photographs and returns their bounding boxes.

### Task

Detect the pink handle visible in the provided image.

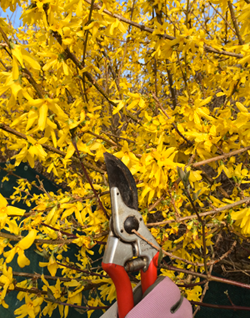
[141,252,159,294]
[102,262,134,318]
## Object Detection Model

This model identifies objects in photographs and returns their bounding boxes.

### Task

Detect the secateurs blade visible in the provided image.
[102,153,160,318]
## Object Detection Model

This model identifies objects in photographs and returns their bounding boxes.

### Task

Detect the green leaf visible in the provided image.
[47,287,56,301]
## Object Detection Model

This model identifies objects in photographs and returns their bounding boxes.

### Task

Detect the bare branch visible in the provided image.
[228,1,244,45]
[192,145,250,167]
[84,0,243,59]
[147,196,250,226]
[0,123,105,173]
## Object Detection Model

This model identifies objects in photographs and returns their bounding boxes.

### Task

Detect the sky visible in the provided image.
[0,6,23,29]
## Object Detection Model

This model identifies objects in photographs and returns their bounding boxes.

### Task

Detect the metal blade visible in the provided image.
[104,153,138,210]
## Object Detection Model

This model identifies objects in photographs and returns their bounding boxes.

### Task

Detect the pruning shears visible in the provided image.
[102,153,160,318]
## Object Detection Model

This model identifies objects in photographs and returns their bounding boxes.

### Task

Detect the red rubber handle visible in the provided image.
[141,252,159,295]
[102,262,134,318]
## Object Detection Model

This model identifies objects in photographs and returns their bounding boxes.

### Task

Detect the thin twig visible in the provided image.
[192,145,250,168]
[102,131,135,144]
[71,136,109,219]
[86,131,120,147]
[180,172,208,273]
[193,234,222,316]
[147,197,250,226]
[154,58,158,98]
[166,59,177,109]
[0,123,105,174]
[168,191,180,219]
[191,301,250,311]
[228,1,244,45]
[82,0,95,67]
[83,0,243,59]
[209,2,236,34]
[132,229,234,267]
[148,194,165,212]
[0,231,75,245]
[45,297,109,311]
[162,263,250,290]
[56,261,108,278]
[0,26,12,50]
[152,94,193,146]
[222,78,241,109]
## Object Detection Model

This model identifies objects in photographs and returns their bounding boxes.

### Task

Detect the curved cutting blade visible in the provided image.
[104,153,138,210]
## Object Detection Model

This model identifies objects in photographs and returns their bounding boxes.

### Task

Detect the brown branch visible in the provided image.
[147,196,250,226]
[0,43,9,48]
[168,191,180,219]
[185,0,190,27]
[0,26,12,50]
[8,270,106,291]
[4,284,47,295]
[0,231,76,245]
[86,130,120,147]
[83,72,139,123]
[82,71,117,106]
[197,166,230,198]
[0,166,45,193]
[45,298,109,311]
[4,270,73,282]
[83,0,243,59]
[148,194,165,212]
[228,1,244,45]
[102,131,135,144]
[182,177,208,273]
[0,26,64,132]
[2,281,108,309]
[212,240,237,265]
[132,229,199,266]
[0,26,45,99]
[36,176,53,200]
[132,229,232,268]
[225,10,228,44]
[76,66,88,103]
[99,44,122,99]
[177,51,190,96]
[209,2,236,34]
[0,123,105,174]
[154,58,158,99]
[117,0,135,83]
[166,59,177,109]
[40,222,77,238]
[163,263,250,290]
[2,281,107,310]
[22,68,44,99]
[193,234,222,316]
[222,78,241,109]
[57,261,108,278]
[103,57,116,134]
[72,137,109,219]
[53,30,116,108]
[82,0,95,67]
[51,30,140,125]
[191,301,250,311]
[192,145,250,167]
[93,230,109,238]
[152,94,193,146]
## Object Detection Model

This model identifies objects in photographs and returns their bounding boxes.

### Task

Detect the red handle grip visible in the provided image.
[141,252,159,295]
[102,262,134,318]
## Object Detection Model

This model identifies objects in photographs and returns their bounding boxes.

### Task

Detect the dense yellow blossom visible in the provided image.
[0,0,250,316]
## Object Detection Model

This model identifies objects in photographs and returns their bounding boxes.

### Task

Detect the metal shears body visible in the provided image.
[102,153,160,318]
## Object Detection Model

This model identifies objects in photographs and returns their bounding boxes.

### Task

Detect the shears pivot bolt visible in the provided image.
[124,216,139,234]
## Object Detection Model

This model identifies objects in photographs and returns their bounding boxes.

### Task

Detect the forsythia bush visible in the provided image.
[0,0,250,316]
